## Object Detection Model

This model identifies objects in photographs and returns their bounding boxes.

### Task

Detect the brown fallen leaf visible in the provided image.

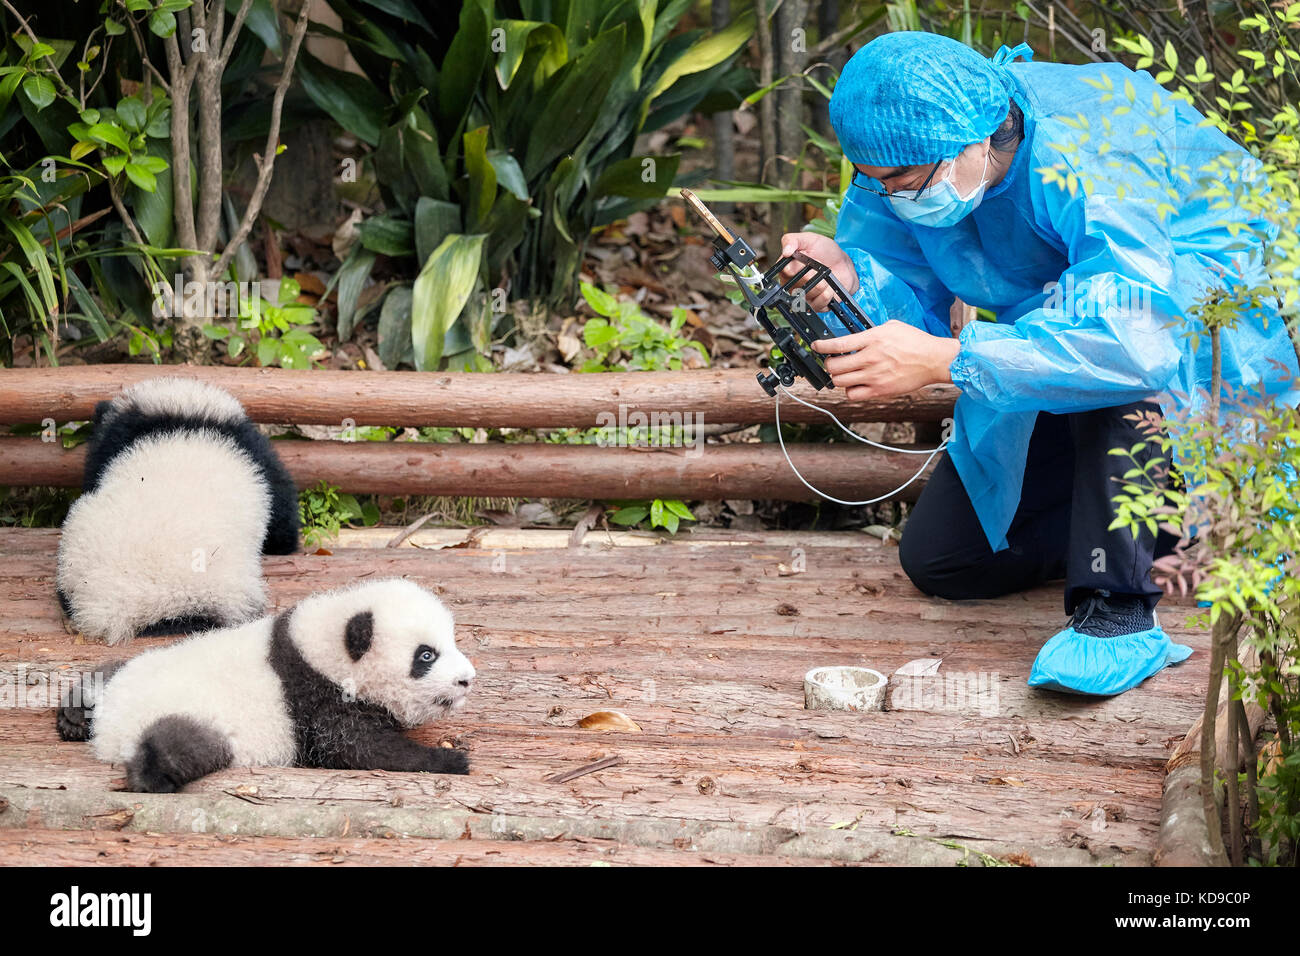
[578,711,642,733]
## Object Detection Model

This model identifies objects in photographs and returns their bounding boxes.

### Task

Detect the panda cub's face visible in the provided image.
[302,580,475,727]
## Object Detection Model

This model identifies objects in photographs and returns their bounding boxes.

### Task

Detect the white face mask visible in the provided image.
[889,142,992,228]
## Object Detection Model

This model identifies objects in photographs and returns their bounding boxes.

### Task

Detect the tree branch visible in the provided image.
[210,0,314,278]
[164,33,200,269]
[0,0,78,99]
[220,0,255,68]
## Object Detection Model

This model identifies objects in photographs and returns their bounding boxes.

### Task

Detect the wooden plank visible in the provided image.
[0,828,831,867]
[0,745,1157,862]
[0,365,958,427]
[0,436,938,501]
[0,528,1206,865]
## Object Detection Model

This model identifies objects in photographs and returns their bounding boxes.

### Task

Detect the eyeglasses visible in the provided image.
[851,160,944,201]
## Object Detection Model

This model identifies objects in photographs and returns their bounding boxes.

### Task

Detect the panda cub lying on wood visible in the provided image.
[57,579,475,792]
[56,376,299,645]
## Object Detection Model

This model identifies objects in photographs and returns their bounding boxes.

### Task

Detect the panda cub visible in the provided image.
[56,376,299,644]
[57,578,475,792]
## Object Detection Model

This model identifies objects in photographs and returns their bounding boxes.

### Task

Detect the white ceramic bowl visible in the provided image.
[804,666,888,712]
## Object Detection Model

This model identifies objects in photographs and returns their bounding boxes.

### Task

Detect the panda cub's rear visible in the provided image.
[58,578,475,791]
[56,377,299,644]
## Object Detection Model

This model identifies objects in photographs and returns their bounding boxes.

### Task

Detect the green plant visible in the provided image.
[297,479,380,547]
[0,0,304,365]
[202,277,325,369]
[302,0,753,369]
[1102,8,1300,866]
[607,497,696,534]
[577,280,709,372]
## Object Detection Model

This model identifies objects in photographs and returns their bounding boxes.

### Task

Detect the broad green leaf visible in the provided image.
[87,123,130,152]
[437,2,489,134]
[414,197,460,266]
[117,95,146,132]
[21,75,56,110]
[376,284,415,369]
[228,0,282,56]
[358,214,415,257]
[127,141,173,245]
[593,153,680,199]
[296,50,387,146]
[149,10,178,38]
[462,125,497,231]
[334,246,377,342]
[487,149,529,201]
[493,20,567,89]
[580,283,618,318]
[410,233,487,371]
[524,25,626,180]
[648,13,753,102]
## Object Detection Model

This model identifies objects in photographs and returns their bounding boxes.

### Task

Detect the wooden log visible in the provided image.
[0,828,827,867]
[0,435,938,501]
[0,365,958,427]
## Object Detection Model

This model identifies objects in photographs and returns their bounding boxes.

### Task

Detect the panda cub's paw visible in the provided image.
[56,662,125,742]
[56,702,93,742]
[426,746,470,775]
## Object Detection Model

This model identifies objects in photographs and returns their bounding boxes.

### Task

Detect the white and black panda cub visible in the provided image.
[56,376,299,644]
[56,578,475,791]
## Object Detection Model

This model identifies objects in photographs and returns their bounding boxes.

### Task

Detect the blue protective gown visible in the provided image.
[829,60,1300,552]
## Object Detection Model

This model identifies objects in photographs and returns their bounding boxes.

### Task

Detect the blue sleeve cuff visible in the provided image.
[948,320,984,397]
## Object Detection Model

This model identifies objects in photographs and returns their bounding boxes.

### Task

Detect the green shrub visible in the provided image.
[302,0,752,369]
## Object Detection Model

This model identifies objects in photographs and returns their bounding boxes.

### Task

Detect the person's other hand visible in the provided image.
[810,320,961,400]
[777,233,858,311]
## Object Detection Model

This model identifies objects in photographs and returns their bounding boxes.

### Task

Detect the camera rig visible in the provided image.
[680,188,873,396]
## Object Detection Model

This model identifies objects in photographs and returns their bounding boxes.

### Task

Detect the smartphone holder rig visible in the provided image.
[682,189,874,396]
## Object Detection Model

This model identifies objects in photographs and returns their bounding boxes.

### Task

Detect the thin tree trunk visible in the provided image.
[814,0,842,137]
[713,0,734,216]
[771,0,809,258]
[754,0,776,254]
[1200,610,1237,865]
[1225,627,1242,865]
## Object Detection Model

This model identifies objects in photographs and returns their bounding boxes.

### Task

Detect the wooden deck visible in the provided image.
[0,526,1208,867]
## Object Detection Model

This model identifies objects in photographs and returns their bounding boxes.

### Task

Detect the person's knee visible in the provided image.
[898,522,1016,601]
[898,523,967,598]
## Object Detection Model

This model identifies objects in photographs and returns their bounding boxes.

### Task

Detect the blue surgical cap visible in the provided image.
[829,32,1032,167]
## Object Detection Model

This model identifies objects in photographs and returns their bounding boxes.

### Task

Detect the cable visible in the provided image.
[773,387,947,507]
[777,385,945,454]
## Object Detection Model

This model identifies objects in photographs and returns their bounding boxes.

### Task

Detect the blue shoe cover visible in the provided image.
[1027,624,1193,696]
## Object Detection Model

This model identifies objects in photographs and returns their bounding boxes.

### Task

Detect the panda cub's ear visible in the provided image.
[344,610,374,661]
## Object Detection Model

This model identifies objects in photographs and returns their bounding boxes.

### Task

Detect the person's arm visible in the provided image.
[948,126,1184,414]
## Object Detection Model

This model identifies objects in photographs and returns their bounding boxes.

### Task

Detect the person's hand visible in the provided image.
[777,232,858,311]
[810,320,961,400]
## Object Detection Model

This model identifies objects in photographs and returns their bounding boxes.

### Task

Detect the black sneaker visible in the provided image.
[1069,590,1155,638]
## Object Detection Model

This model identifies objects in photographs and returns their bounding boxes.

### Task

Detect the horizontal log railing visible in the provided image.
[0,437,937,502]
[0,365,958,427]
[0,366,955,501]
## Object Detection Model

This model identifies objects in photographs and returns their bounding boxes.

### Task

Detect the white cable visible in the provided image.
[777,385,944,454]
[774,387,947,507]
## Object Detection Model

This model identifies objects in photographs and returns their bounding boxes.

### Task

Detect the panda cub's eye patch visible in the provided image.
[410,644,440,679]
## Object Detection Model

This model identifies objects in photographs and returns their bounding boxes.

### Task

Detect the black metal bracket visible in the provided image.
[706,232,874,395]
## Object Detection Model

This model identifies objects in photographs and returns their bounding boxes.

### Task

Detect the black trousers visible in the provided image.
[898,401,1175,614]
